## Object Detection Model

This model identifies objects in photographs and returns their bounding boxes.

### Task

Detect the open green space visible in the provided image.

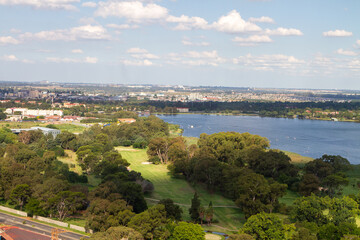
[282,150,313,166]
[116,146,244,233]
[0,121,86,133]
[342,164,360,196]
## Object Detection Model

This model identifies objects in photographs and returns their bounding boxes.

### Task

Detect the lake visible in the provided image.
[158,114,360,164]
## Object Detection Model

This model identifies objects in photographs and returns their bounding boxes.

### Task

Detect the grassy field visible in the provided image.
[116,146,244,233]
[58,150,82,175]
[0,121,86,133]
[342,164,360,196]
[282,150,313,166]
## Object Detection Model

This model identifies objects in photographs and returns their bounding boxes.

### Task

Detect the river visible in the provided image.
[157,114,360,164]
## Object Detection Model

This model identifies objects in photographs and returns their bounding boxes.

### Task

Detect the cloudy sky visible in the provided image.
[0,0,359,89]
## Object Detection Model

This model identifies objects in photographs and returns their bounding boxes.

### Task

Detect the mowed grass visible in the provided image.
[282,150,313,166]
[116,146,244,233]
[53,123,86,133]
[0,121,85,133]
[58,150,83,174]
[342,164,360,196]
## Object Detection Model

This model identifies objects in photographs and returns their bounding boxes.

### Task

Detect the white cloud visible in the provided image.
[166,15,208,30]
[212,10,261,34]
[0,0,79,10]
[46,56,98,63]
[336,48,357,56]
[20,25,111,41]
[3,54,18,61]
[233,35,272,44]
[233,54,304,71]
[182,40,209,46]
[127,47,148,54]
[2,54,33,63]
[0,36,20,45]
[131,53,159,59]
[249,16,274,24]
[167,50,225,67]
[127,48,159,59]
[122,59,153,66]
[84,57,98,63]
[82,1,97,7]
[265,27,303,36]
[354,40,360,48]
[323,30,353,37]
[106,23,139,29]
[95,1,168,22]
[72,49,83,53]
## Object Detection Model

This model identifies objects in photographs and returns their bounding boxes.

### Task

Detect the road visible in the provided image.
[0,212,88,240]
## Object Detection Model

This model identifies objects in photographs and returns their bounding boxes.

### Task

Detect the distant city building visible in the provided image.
[11,127,61,137]
[5,108,63,116]
[176,107,189,113]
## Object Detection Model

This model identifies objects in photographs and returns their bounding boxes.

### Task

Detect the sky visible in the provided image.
[0,0,359,89]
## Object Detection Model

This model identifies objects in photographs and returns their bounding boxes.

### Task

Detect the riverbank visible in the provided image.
[155,112,360,124]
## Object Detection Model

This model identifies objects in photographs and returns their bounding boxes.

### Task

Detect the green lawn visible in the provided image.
[58,150,82,175]
[282,150,313,166]
[342,164,360,196]
[116,146,244,233]
[53,123,86,133]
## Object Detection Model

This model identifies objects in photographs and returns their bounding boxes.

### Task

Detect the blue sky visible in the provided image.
[0,0,359,89]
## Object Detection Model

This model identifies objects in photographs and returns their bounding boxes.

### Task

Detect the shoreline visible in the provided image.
[155,112,360,124]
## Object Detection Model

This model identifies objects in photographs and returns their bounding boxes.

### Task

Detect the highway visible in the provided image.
[0,212,88,240]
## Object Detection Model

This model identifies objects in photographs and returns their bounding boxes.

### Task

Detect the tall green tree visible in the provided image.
[189,192,201,222]
[171,222,205,240]
[10,184,32,210]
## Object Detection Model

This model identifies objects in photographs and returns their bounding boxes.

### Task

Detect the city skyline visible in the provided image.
[0,0,359,89]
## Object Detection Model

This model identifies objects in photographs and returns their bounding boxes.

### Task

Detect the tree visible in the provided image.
[205,201,214,225]
[158,198,182,221]
[48,191,87,221]
[189,192,201,222]
[56,131,76,150]
[323,173,349,197]
[299,174,320,196]
[171,222,205,240]
[128,204,169,240]
[242,212,295,240]
[87,226,144,240]
[228,234,254,240]
[86,198,135,232]
[10,184,31,210]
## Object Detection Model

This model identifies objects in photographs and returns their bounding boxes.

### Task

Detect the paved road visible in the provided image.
[0,212,88,240]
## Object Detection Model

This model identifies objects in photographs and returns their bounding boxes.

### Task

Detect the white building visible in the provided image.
[5,108,63,116]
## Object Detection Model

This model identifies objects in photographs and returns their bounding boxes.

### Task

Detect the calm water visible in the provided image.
[158,114,360,164]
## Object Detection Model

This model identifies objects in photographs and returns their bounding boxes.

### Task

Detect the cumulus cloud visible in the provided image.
[232,35,272,45]
[0,36,21,45]
[354,40,360,48]
[249,16,274,23]
[95,1,168,22]
[212,10,261,33]
[72,49,83,53]
[106,23,139,29]
[2,54,33,63]
[182,39,209,46]
[126,48,159,60]
[336,48,357,56]
[265,27,303,36]
[3,54,18,61]
[166,15,208,30]
[127,47,148,54]
[167,50,225,67]
[0,0,79,10]
[20,25,111,41]
[46,56,98,63]
[82,1,97,7]
[122,59,153,66]
[233,54,304,71]
[323,30,353,37]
